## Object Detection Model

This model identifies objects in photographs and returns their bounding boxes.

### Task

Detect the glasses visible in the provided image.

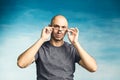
[52,24,67,31]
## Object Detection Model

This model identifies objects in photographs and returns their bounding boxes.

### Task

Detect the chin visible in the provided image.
[54,38,64,41]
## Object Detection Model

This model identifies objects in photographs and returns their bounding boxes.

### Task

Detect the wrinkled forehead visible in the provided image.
[51,16,68,27]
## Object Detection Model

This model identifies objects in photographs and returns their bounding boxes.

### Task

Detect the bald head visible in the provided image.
[50,15,68,27]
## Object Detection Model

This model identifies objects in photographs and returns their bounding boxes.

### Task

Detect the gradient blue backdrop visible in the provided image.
[0,0,120,80]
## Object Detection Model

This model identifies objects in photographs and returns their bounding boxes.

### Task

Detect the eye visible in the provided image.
[62,26,66,29]
[54,25,59,28]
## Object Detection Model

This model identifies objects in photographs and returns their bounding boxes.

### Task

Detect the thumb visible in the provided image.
[67,31,71,37]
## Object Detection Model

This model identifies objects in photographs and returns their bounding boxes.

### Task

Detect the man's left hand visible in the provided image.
[67,28,79,44]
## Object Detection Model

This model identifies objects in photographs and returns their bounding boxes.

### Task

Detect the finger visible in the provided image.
[69,28,77,32]
[44,27,51,34]
[67,31,70,36]
[46,27,53,32]
[75,27,79,33]
[48,24,52,27]
[69,28,75,30]
[68,29,76,34]
[48,25,54,31]
[67,28,75,32]
[69,27,79,33]
[67,29,76,35]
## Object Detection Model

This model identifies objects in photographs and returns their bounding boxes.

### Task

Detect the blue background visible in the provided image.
[0,0,120,80]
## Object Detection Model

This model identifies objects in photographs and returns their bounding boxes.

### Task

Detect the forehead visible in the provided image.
[52,16,68,27]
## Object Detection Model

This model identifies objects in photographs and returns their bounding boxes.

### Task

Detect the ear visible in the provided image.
[48,24,52,27]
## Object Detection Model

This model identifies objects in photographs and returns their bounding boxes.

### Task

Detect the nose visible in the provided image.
[59,27,62,31]
[58,27,62,33]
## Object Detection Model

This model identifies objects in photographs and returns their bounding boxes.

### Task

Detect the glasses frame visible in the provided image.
[51,24,68,31]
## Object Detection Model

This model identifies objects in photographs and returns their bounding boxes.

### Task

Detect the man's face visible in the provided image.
[51,16,68,41]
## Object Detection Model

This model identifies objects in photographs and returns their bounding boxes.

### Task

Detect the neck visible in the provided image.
[50,39,64,47]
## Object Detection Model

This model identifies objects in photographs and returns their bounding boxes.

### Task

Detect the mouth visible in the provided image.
[56,34,62,37]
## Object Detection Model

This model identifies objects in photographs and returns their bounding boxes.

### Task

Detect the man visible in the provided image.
[17,15,97,80]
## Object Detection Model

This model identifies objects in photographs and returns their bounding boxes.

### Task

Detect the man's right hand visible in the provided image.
[17,26,53,68]
[41,26,53,41]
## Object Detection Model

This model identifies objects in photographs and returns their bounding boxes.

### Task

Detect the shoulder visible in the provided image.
[64,42,77,53]
[43,41,49,45]
[41,41,50,48]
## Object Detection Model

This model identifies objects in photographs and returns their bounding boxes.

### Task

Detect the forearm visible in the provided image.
[17,38,45,68]
[73,41,97,72]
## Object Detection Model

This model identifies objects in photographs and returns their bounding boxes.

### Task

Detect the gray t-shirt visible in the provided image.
[35,41,81,80]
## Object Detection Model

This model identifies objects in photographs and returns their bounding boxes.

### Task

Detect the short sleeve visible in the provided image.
[75,50,81,63]
[72,46,81,63]
[34,46,44,61]
[35,51,38,60]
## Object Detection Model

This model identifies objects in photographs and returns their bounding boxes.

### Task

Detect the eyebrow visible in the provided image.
[53,24,67,27]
